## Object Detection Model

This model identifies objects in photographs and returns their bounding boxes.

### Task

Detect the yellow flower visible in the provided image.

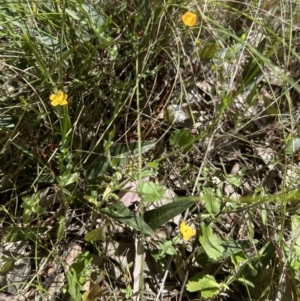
[181,11,197,27]
[179,221,196,241]
[49,90,68,106]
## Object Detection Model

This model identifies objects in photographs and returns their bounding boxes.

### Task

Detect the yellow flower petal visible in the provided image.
[181,11,197,27]
[50,90,68,106]
[179,221,196,241]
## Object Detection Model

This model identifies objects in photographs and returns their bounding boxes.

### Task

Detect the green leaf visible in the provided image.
[231,251,248,268]
[237,277,255,287]
[284,137,300,155]
[65,8,81,21]
[186,273,221,297]
[137,181,164,202]
[66,252,93,301]
[57,172,80,187]
[144,199,194,230]
[198,41,219,61]
[84,226,105,242]
[199,224,224,260]
[196,239,257,265]
[100,202,154,236]
[83,195,99,207]
[160,240,177,256]
[82,3,104,28]
[202,188,220,216]
[169,128,194,152]
[56,216,65,242]
[0,256,13,274]
[224,174,242,187]
[147,161,159,169]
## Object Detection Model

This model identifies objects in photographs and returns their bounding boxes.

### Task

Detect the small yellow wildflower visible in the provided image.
[49,90,68,106]
[179,221,196,241]
[181,11,197,27]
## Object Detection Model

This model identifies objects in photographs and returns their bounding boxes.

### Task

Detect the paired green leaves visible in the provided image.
[100,202,154,236]
[144,199,194,230]
[100,199,195,236]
